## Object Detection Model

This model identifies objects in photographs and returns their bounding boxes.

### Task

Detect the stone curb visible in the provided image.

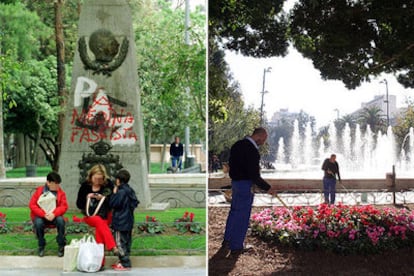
[0,256,206,269]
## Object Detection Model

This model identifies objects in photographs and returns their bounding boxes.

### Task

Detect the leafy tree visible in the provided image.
[1,2,54,169]
[393,100,414,151]
[0,0,19,4]
[358,106,387,134]
[21,0,81,62]
[208,35,261,156]
[23,0,74,170]
[0,2,51,61]
[0,46,20,172]
[335,114,357,134]
[209,101,260,156]
[4,56,60,168]
[133,1,206,171]
[208,39,237,124]
[290,0,414,89]
[209,0,289,57]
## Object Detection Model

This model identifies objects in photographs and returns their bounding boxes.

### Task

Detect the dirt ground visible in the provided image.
[208,206,414,276]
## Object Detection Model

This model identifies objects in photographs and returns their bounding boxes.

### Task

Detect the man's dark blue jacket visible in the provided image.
[229,138,271,191]
[170,143,183,157]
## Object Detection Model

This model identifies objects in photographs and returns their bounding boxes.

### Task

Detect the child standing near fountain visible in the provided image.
[321,154,341,204]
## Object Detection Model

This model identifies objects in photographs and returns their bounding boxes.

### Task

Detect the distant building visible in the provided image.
[351,94,399,125]
[270,109,299,126]
[361,94,397,117]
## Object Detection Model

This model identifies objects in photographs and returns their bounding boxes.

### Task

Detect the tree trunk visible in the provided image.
[55,0,66,172]
[16,133,25,168]
[4,134,10,167]
[24,135,30,166]
[145,125,152,173]
[31,114,43,165]
[161,141,167,172]
[161,133,167,172]
[0,85,6,179]
[0,46,5,178]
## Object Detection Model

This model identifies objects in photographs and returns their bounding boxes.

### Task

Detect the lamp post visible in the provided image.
[183,0,192,168]
[380,79,389,126]
[260,67,272,126]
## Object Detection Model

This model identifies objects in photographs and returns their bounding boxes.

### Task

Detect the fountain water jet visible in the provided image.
[274,120,414,179]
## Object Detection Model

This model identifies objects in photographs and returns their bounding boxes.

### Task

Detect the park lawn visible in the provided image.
[150,162,166,174]
[5,162,166,178]
[6,166,52,178]
[1,207,206,224]
[0,233,205,256]
[0,207,206,256]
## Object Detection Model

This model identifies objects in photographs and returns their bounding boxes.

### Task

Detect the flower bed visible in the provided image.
[251,204,414,254]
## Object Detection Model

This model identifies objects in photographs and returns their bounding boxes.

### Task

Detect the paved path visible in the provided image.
[0,267,206,276]
[0,256,206,276]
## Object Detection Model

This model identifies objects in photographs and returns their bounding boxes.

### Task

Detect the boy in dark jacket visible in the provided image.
[109,169,139,271]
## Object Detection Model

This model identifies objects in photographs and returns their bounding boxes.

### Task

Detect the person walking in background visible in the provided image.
[29,172,68,257]
[109,169,139,271]
[321,154,341,204]
[223,127,272,255]
[170,136,184,171]
[76,164,119,268]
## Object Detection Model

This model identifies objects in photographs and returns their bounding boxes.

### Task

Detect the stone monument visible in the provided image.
[60,0,152,209]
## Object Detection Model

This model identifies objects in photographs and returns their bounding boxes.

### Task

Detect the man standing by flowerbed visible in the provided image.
[322,154,341,204]
[223,127,271,255]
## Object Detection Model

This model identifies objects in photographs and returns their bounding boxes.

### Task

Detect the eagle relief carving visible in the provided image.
[78,28,129,76]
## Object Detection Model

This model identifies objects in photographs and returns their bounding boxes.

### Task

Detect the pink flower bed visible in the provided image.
[251,203,414,254]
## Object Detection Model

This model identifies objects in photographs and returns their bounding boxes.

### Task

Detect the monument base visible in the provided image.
[146,202,170,211]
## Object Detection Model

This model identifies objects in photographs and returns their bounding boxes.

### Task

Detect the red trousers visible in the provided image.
[83,215,115,251]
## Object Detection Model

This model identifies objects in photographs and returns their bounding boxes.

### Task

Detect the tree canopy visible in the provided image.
[1,0,206,170]
[134,1,206,145]
[290,0,414,89]
[209,0,289,58]
[210,1,414,90]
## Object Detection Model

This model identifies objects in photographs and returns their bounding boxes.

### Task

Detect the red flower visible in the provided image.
[146,215,150,222]
[183,211,189,218]
[190,213,195,222]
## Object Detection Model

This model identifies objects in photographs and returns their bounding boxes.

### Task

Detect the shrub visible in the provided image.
[0,212,11,234]
[66,216,89,234]
[251,204,414,254]
[137,216,165,234]
[174,211,202,234]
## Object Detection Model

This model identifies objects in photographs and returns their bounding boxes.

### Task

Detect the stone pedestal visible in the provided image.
[59,0,151,209]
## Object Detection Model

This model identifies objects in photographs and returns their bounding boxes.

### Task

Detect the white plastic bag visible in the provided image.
[76,235,104,272]
[63,238,80,272]
[37,191,56,213]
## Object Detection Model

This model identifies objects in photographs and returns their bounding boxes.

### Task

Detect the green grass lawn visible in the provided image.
[0,207,205,224]
[6,163,167,178]
[0,207,206,256]
[150,162,166,174]
[6,166,52,178]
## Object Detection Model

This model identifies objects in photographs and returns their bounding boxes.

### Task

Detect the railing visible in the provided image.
[0,175,206,208]
[208,188,414,206]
